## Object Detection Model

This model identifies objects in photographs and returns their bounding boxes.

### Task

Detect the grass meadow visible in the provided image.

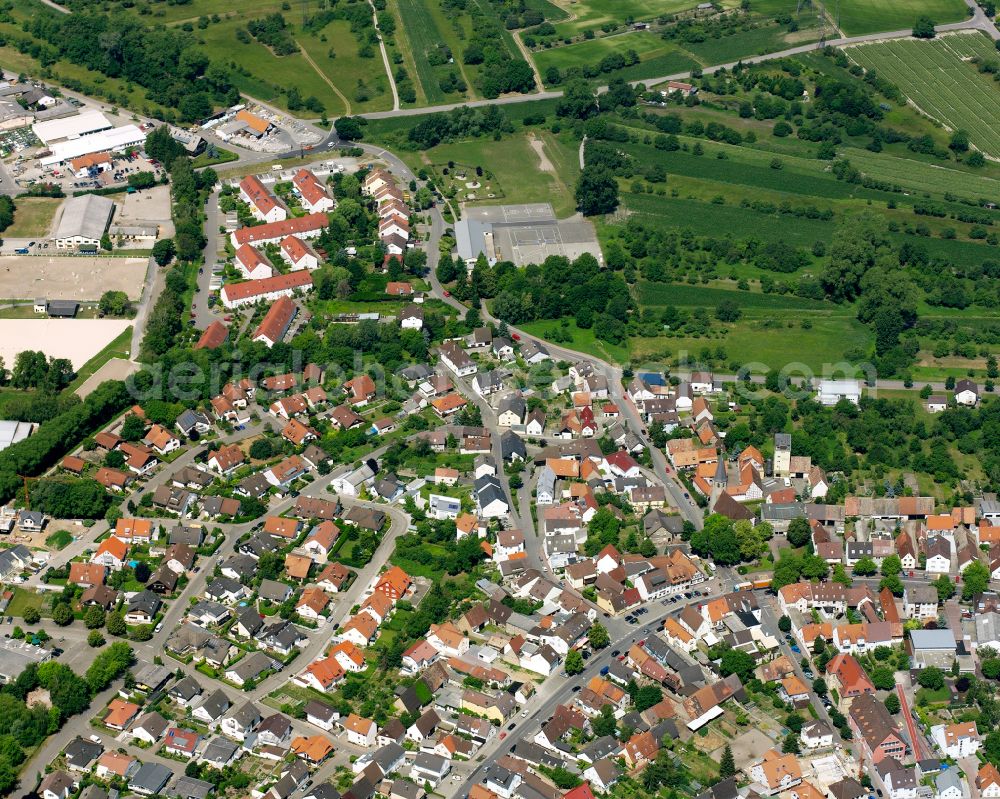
[548,0,699,38]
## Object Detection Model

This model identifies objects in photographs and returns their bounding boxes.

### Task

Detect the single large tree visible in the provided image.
[719,744,736,780]
[574,166,619,217]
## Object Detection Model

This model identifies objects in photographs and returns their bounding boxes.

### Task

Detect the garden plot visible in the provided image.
[847,33,1000,157]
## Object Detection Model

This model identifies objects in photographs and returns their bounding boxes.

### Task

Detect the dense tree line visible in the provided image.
[0,196,13,232]
[453,0,535,97]
[407,106,514,149]
[440,252,633,343]
[29,478,112,519]
[24,12,238,122]
[0,380,130,503]
[141,153,214,359]
[245,13,297,56]
[6,351,74,392]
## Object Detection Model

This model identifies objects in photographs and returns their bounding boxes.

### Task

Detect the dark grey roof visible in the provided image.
[171,775,214,799]
[170,523,205,546]
[127,589,161,616]
[258,578,292,602]
[235,604,264,635]
[169,675,203,701]
[500,430,526,461]
[64,736,102,767]
[305,699,337,721]
[46,300,79,317]
[130,762,173,793]
[198,689,231,720]
[305,786,341,799]
[201,735,238,764]
[206,576,244,598]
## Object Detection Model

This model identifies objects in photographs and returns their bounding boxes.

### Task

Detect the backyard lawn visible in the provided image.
[6,587,46,618]
[45,530,74,551]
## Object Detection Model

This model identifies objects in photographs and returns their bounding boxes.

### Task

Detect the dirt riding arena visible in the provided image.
[0,255,148,300]
[0,319,131,369]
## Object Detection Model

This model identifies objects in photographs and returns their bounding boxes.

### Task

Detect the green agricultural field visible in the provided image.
[623,191,834,247]
[394,0,470,104]
[620,140,876,201]
[549,0,699,38]
[841,148,1000,202]
[677,21,820,64]
[833,0,967,36]
[847,34,1000,157]
[636,282,833,310]
[298,21,393,114]
[533,31,700,84]
[534,30,678,71]
[631,313,873,372]
[518,317,631,363]
[195,15,392,115]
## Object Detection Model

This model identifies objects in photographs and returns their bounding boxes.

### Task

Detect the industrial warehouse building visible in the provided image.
[32,109,113,144]
[52,194,116,250]
[40,124,146,167]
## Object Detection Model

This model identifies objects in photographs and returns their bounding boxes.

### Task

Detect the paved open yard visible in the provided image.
[0,319,131,369]
[74,356,139,398]
[0,255,147,300]
[120,184,170,219]
[119,184,172,228]
[721,728,777,767]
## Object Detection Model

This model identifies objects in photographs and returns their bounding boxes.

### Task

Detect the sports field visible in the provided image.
[833,0,967,35]
[0,255,148,301]
[848,33,1000,157]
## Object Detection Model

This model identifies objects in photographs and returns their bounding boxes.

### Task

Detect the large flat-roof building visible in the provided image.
[33,109,113,144]
[53,194,115,250]
[41,124,146,167]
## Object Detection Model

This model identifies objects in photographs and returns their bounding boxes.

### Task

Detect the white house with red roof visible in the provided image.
[235,244,274,280]
[239,175,287,223]
[221,271,314,309]
[280,235,319,271]
[230,213,328,248]
[292,169,335,214]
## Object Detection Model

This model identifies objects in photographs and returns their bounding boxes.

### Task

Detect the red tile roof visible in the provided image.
[232,213,328,246]
[239,174,282,217]
[221,270,313,304]
[252,296,297,345]
[292,168,331,208]
[195,320,229,350]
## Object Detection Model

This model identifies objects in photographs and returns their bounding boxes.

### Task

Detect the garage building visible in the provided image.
[53,194,116,250]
